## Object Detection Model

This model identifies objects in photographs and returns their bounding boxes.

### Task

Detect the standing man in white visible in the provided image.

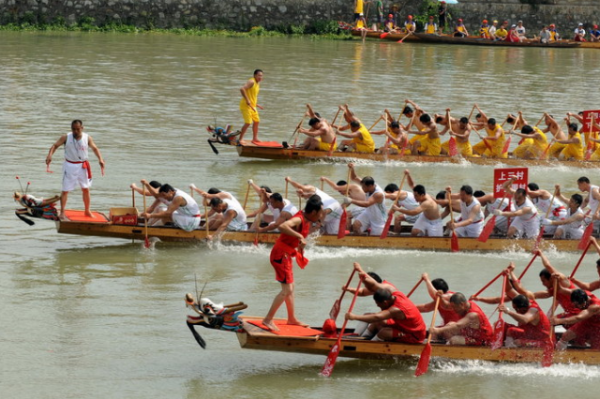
[46,120,105,220]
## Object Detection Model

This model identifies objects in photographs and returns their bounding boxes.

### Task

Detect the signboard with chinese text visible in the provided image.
[493,168,528,198]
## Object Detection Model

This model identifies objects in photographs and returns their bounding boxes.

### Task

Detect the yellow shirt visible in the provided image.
[457,25,467,34]
[353,124,375,152]
[496,28,508,39]
[356,19,365,29]
[532,127,548,151]
[425,22,436,34]
[239,77,259,109]
[355,0,363,14]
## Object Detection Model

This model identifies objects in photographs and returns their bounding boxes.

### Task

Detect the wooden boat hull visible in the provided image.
[236,317,600,365]
[56,219,583,253]
[350,30,419,42]
[235,144,600,169]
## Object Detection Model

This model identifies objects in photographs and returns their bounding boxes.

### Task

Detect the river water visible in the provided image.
[1,32,600,398]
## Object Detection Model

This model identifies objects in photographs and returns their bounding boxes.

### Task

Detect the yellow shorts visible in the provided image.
[318,139,337,151]
[549,142,566,158]
[240,105,259,124]
[560,146,584,161]
[355,143,375,153]
[417,137,441,156]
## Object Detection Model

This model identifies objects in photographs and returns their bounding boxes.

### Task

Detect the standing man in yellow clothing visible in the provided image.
[353,0,366,22]
[239,69,264,144]
[511,125,548,159]
[557,122,584,160]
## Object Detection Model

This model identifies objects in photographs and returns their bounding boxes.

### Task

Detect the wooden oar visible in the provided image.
[329,269,357,321]
[337,168,352,239]
[380,173,407,239]
[447,190,459,252]
[578,208,595,250]
[518,252,539,280]
[285,180,289,199]
[242,180,251,211]
[406,277,424,298]
[472,270,503,298]
[327,136,337,157]
[368,116,383,131]
[585,114,596,161]
[132,188,136,208]
[320,277,363,377]
[542,278,559,367]
[539,139,555,160]
[491,274,508,350]
[478,193,509,243]
[415,295,440,377]
[204,202,210,235]
[398,30,413,43]
[253,213,262,246]
[288,115,307,142]
[534,188,559,252]
[142,186,150,248]
[570,239,592,279]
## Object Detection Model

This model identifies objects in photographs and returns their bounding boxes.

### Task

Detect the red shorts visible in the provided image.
[461,327,489,346]
[506,325,547,347]
[385,320,424,344]
[569,321,600,349]
[270,246,294,284]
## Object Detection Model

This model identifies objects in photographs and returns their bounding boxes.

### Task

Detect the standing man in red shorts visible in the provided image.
[262,195,323,332]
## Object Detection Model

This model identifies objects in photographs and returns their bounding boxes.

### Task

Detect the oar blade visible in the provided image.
[380,213,393,239]
[491,319,505,350]
[337,209,348,239]
[329,299,341,320]
[380,32,390,39]
[327,137,337,157]
[502,135,512,155]
[320,342,340,377]
[253,235,259,246]
[144,236,151,249]
[578,223,593,250]
[541,339,554,367]
[533,226,545,253]
[451,231,459,252]
[415,343,432,377]
[478,216,496,242]
[448,137,458,157]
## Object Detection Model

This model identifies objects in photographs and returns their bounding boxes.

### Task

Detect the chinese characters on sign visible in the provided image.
[493,168,528,198]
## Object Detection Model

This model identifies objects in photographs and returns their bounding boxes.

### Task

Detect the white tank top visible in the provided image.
[398,191,418,210]
[567,207,584,230]
[315,188,341,212]
[533,195,564,215]
[486,197,515,214]
[516,197,538,221]
[589,185,600,213]
[272,199,298,220]
[174,189,200,216]
[460,197,484,222]
[365,185,388,226]
[64,132,89,162]
[223,198,247,225]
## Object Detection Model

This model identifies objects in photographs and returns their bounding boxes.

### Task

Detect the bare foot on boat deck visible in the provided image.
[238,139,249,146]
[59,213,70,221]
[262,319,280,332]
[84,211,95,218]
[287,320,309,327]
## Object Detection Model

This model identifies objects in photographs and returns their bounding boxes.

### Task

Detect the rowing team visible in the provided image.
[342,253,600,351]
[130,164,600,243]
[294,101,599,161]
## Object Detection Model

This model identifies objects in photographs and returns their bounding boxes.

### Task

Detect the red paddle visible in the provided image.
[570,240,592,279]
[534,188,559,253]
[320,277,363,377]
[415,295,440,377]
[472,270,503,298]
[406,277,424,298]
[448,136,458,157]
[502,135,512,156]
[542,278,559,367]
[479,194,509,243]
[517,252,539,280]
[337,168,352,239]
[491,274,507,350]
[578,209,595,250]
[380,174,407,239]
[328,269,357,321]
[447,190,459,252]
[327,136,337,157]
[380,32,390,39]
[142,186,150,248]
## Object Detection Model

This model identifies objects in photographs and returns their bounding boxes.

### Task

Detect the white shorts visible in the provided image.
[545,208,568,235]
[149,204,168,226]
[494,216,509,233]
[62,161,91,192]
[322,208,341,235]
[510,217,539,238]
[556,225,584,239]
[413,213,443,237]
[349,205,365,219]
[355,211,384,236]
[226,218,248,232]
[173,212,201,232]
[455,220,484,238]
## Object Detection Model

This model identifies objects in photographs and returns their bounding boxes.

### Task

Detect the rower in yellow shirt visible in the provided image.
[439,109,472,157]
[557,122,584,161]
[407,114,442,156]
[424,15,437,34]
[336,121,375,153]
[403,15,416,33]
[511,125,549,159]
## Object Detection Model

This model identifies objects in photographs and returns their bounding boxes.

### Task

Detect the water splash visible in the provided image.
[435,359,600,379]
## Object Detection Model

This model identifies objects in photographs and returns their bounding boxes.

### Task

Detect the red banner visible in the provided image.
[493,168,528,198]
[581,110,600,133]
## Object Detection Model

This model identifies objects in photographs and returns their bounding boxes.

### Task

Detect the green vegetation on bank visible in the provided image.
[0,15,352,39]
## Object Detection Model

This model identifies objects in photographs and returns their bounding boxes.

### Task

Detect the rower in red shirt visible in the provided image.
[416,273,460,325]
[552,289,600,350]
[346,263,426,343]
[429,292,493,345]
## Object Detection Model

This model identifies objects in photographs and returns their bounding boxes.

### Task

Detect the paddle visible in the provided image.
[479,193,509,243]
[337,168,352,239]
[242,180,251,211]
[398,30,413,43]
[380,173,407,239]
[569,239,592,279]
[539,139,555,160]
[415,295,440,377]
[578,208,595,250]
[289,115,307,142]
[585,114,596,161]
[285,180,289,199]
[142,186,150,248]
[132,187,136,208]
[380,32,390,39]
[491,274,508,350]
[447,190,459,252]
[368,116,383,131]
[534,187,558,252]
[406,277,424,298]
[327,109,342,156]
[329,269,357,321]
[517,252,539,280]
[472,270,503,298]
[254,213,262,246]
[448,136,459,157]
[320,276,363,377]
[542,278,559,367]
[204,202,210,236]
